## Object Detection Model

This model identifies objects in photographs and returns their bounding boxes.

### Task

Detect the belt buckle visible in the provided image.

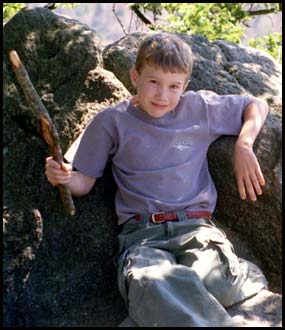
[151,212,165,223]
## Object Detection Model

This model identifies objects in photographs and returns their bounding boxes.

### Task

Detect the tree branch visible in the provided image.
[247,7,281,17]
[129,4,156,30]
[9,50,75,216]
[112,3,128,36]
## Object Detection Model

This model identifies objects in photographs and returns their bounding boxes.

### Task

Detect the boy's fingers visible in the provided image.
[45,157,72,188]
[46,157,61,169]
[244,175,257,201]
[61,162,72,172]
[237,176,246,200]
[250,173,262,196]
[248,165,265,198]
[236,158,266,202]
[256,166,265,186]
[237,173,259,201]
[46,157,72,172]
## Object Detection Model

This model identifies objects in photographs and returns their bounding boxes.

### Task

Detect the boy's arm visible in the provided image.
[233,99,269,201]
[45,157,96,198]
[67,170,96,198]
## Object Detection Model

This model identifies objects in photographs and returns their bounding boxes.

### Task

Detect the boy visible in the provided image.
[45,33,269,327]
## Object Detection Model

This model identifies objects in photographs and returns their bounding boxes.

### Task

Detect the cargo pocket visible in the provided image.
[205,231,247,306]
[117,248,146,311]
[208,233,240,278]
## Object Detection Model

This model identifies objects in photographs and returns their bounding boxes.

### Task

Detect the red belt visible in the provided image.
[135,211,212,224]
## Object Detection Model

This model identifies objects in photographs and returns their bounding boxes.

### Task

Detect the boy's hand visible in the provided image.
[233,142,265,201]
[45,156,72,187]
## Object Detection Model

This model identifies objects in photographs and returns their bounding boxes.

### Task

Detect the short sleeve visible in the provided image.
[64,115,116,178]
[199,90,254,137]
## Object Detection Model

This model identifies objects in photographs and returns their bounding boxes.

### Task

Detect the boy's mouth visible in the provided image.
[151,102,168,109]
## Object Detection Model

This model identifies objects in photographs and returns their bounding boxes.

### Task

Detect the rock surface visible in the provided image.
[3,8,282,327]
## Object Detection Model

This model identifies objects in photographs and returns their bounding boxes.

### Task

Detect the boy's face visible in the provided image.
[130,64,189,118]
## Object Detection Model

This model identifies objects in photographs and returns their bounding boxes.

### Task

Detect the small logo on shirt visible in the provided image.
[174,139,192,151]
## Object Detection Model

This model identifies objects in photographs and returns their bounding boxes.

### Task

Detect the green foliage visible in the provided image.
[133,3,249,43]
[130,3,282,62]
[3,3,78,21]
[161,3,248,43]
[249,33,282,63]
[3,3,25,20]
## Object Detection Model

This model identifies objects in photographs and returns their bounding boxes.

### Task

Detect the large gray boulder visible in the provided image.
[3,8,281,327]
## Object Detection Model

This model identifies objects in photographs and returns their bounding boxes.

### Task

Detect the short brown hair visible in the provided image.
[135,33,193,77]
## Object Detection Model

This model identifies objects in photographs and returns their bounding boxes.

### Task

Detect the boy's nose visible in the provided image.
[155,87,168,100]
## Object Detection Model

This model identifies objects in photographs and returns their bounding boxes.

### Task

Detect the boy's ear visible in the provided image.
[130,66,139,88]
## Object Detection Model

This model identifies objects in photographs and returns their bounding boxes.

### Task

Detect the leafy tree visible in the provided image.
[128,3,282,62]
[160,3,248,43]
[3,3,78,21]
[3,3,25,20]
[249,33,282,63]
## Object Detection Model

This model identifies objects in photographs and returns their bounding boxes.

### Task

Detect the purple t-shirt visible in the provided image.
[65,90,254,224]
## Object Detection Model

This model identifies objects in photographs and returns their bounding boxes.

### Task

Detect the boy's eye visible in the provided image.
[170,85,179,90]
[150,80,158,84]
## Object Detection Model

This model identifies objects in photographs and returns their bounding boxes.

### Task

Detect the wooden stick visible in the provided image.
[9,50,75,216]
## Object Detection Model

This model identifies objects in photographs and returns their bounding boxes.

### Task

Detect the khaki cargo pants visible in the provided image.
[116,214,267,327]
